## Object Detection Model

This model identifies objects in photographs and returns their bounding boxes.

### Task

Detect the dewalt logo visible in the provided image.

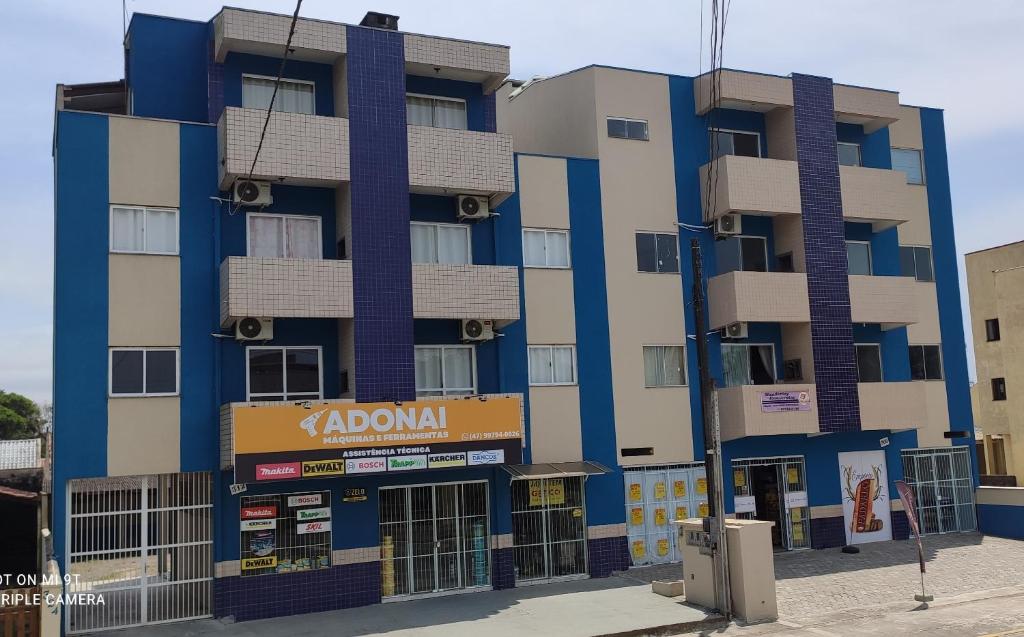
[241,556,277,570]
[301,459,345,478]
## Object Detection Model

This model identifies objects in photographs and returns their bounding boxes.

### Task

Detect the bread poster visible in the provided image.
[838,450,893,544]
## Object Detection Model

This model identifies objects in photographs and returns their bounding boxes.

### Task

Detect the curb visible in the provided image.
[591,615,729,637]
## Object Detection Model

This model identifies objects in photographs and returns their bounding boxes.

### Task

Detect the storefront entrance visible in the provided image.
[378,481,491,599]
[510,476,588,583]
[733,456,810,550]
[900,447,977,534]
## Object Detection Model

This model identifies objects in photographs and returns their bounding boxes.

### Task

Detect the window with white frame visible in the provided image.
[242,75,315,115]
[410,222,471,265]
[522,229,570,268]
[720,343,776,387]
[846,240,872,276]
[837,142,862,167]
[247,347,322,401]
[110,206,179,254]
[109,348,179,396]
[607,117,649,141]
[415,345,476,396]
[247,213,322,260]
[528,345,577,386]
[891,148,924,185]
[406,94,468,130]
[643,345,686,387]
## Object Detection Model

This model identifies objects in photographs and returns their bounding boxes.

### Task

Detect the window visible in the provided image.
[247,213,322,260]
[522,229,570,268]
[415,345,476,396]
[777,252,795,273]
[411,222,471,265]
[716,236,768,273]
[643,346,686,387]
[992,378,1007,401]
[909,344,943,381]
[846,241,872,276]
[899,246,934,282]
[406,94,467,130]
[528,345,577,386]
[837,142,861,167]
[636,232,679,273]
[242,75,315,115]
[891,148,924,185]
[110,206,179,254]
[239,491,331,577]
[986,318,1001,342]
[855,344,882,383]
[720,344,776,387]
[713,130,760,158]
[247,347,322,401]
[109,348,179,396]
[606,117,649,141]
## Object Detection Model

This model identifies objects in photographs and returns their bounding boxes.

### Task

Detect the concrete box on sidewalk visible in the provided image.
[676,518,778,623]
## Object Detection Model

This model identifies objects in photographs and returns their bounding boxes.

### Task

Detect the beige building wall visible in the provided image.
[518,155,570,228]
[529,386,584,463]
[497,70,599,159]
[591,67,693,465]
[967,242,1024,480]
[107,118,183,476]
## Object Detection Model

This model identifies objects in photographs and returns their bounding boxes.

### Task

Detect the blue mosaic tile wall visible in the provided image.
[809,515,847,549]
[792,73,861,433]
[491,547,515,589]
[206,42,224,124]
[214,561,381,622]
[587,536,630,578]
[346,26,417,402]
[483,91,497,133]
[891,509,910,541]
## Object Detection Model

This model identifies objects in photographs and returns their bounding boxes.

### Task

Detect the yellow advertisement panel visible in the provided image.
[529,480,565,506]
[654,508,667,526]
[629,483,642,502]
[630,507,644,526]
[675,506,688,521]
[657,538,670,556]
[301,459,345,478]
[733,470,746,488]
[698,502,709,517]
[242,556,278,570]
[654,482,667,500]
[696,478,708,495]
[233,398,522,454]
[673,480,686,498]
[632,539,646,558]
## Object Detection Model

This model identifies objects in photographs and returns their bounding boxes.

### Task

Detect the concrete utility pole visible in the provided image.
[690,238,731,618]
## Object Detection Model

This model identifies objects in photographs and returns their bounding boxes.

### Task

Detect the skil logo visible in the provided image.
[468,449,505,466]
[241,506,277,520]
[255,462,300,481]
[301,459,345,478]
[297,520,331,535]
[298,406,448,437]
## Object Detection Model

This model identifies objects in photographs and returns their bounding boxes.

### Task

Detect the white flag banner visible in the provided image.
[838,450,893,545]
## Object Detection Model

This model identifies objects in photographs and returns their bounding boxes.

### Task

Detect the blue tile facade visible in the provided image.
[810,515,847,549]
[792,73,861,433]
[587,536,630,577]
[483,91,497,133]
[346,26,416,402]
[491,547,516,589]
[214,561,381,622]
[891,509,910,541]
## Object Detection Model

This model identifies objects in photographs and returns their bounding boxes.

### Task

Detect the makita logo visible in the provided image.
[255,462,300,481]
[241,506,276,519]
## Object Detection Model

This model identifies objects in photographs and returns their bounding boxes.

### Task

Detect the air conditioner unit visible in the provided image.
[235,317,274,341]
[233,180,273,206]
[461,319,495,342]
[715,213,742,236]
[457,195,490,221]
[721,321,748,340]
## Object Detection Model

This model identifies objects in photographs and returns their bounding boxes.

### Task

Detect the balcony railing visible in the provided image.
[407,125,515,200]
[219,257,519,327]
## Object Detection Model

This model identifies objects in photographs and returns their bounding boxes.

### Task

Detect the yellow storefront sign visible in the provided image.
[673,480,686,498]
[301,459,345,478]
[654,508,667,526]
[629,483,642,502]
[656,538,670,556]
[787,467,800,485]
[242,556,278,570]
[632,539,646,558]
[654,482,667,500]
[698,502,709,517]
[630,507,644,526]
[529,479,565,506]
[792,524,804,541]
[675,506,688,521]
[734,470,746,487]
[696,478,708,495]
[233,398,521,454]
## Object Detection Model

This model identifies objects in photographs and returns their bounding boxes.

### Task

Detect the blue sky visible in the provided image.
[2,0,1023,402]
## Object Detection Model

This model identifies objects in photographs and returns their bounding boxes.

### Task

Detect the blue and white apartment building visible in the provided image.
[52,5,976,632]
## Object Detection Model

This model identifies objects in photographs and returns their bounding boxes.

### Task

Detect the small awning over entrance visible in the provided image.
[502,461,611,479]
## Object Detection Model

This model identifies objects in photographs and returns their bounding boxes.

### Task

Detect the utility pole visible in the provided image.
[690,238,731,619]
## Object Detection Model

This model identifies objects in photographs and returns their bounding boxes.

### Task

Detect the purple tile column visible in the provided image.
[809,516,846,549]
[483,91,497,133]
[792,73,861,433]
[587,536,630,578]
[206,41,224,124]
[346,26,416,402]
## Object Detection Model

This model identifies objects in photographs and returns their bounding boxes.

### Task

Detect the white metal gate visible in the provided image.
[66,473,213,633]
[624,463,708,565]
[900,447,977,534]
[378,481,491,598]
[511,476,588,582]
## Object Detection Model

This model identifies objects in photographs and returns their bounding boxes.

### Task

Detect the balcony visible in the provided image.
[858,382,928,431]
[708,271,919,330]
[700,156,922,229]
[404,33,509,93]
[219,256,520,327]
[718,383,819,441]
[218,107,350,189]
[407,126,515,201]
[214,8,345,63]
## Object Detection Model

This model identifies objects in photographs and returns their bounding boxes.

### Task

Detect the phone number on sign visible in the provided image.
[461,431,519,440]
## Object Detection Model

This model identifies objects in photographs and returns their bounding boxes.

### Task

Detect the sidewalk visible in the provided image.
[118,575,721,637]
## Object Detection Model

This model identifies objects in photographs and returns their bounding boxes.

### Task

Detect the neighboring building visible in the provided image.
[51,5,976,634]
[967,240,1024,486]
[0,438,48,579]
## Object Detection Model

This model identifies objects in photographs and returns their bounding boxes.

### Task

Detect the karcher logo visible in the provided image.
[241,556,277,570]
[301,459,345,478]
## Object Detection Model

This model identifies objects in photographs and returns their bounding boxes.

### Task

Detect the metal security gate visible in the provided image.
[901,447,976,534]
[378,481,491,599]
[511,476,588,582]
[623,463,708,565]
[66,473,213,633]
[732,456,810,550]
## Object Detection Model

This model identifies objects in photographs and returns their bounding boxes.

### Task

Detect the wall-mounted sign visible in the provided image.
[232,398,523,483]
[241,505,277,520]
[784,491,808,509]
[242,556,277,570]
[388,455,428,471]
[288,494,322,508]
[296,507,330,521]
[760,390,812,413]
[734,495,756,514]
[241,519,277,531]
[297,520,331,535]
[343,488,367,503]
[838,450,892,545]
[249,531,275,556]
[229,483,248,495]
